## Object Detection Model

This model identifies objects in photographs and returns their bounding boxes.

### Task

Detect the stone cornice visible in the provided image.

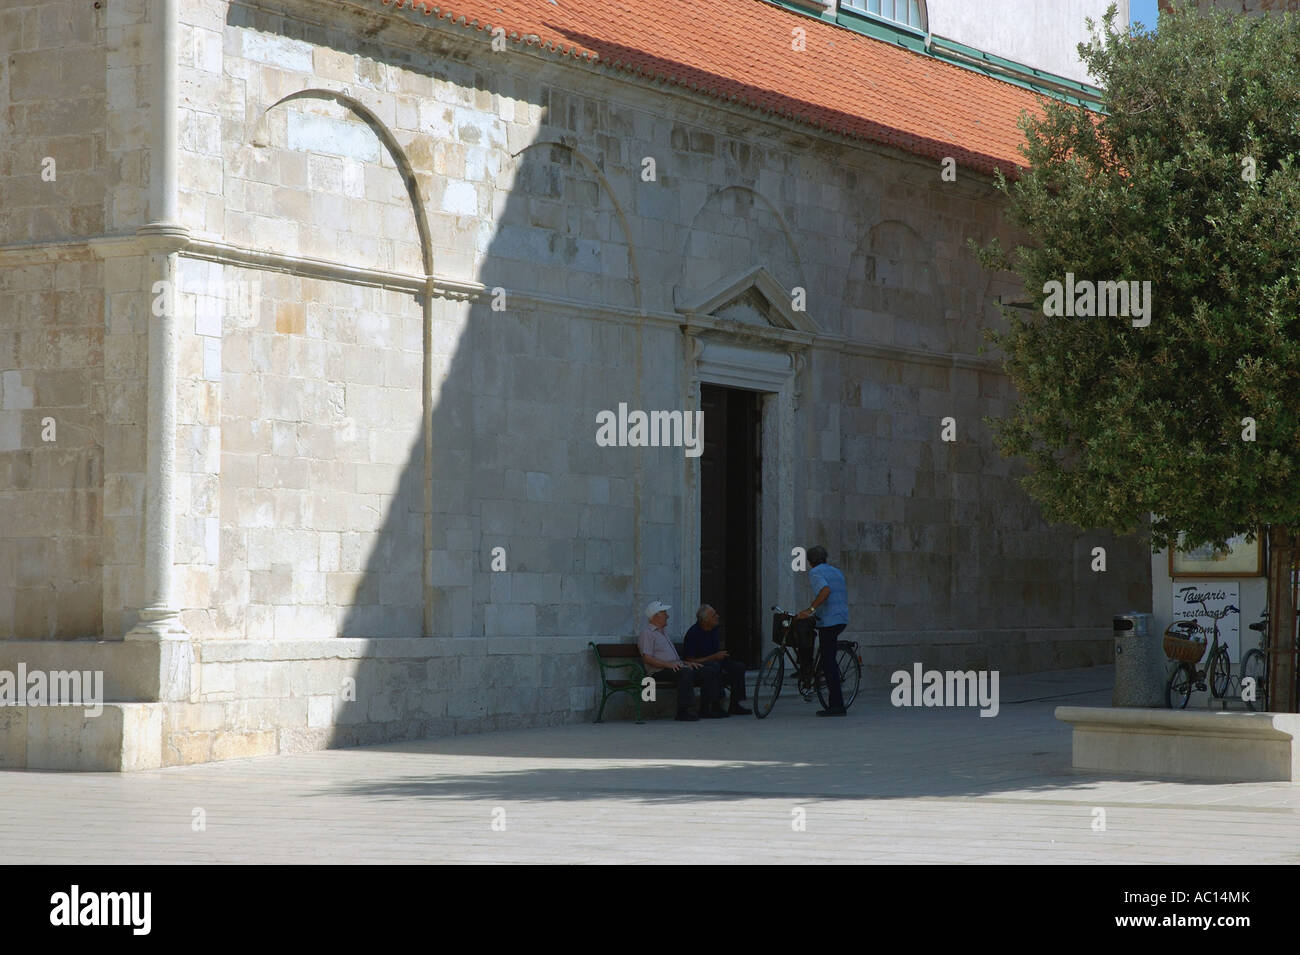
[0,235,1001,372]
[183,237,427,293]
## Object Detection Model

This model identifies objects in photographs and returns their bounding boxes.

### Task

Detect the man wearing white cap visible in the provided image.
[637,600,724,721]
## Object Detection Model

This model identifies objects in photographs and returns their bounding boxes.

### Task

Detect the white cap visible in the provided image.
[645,600,671,620]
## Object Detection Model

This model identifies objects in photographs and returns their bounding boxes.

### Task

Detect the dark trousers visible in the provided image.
[702,659,747,702]
[651,666,721,712]
[819,624,846,710]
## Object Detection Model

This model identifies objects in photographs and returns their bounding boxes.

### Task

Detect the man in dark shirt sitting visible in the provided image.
[683,604,751,716]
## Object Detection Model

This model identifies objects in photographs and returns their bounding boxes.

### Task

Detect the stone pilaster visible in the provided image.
[124,0,192,703]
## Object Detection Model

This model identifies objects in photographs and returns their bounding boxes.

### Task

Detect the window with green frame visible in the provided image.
[843,0,926,31]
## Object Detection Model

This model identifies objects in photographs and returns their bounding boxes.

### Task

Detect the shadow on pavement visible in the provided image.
[305,679,1160,803]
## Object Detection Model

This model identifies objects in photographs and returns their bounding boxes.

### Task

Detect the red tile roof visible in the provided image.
[373,0,1045,175]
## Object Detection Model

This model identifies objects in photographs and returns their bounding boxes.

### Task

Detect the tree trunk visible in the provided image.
[1266,525,1298,712]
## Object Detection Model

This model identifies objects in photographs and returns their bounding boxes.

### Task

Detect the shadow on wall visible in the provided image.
[223,1,660,744]
[217,3,1148,752]
[336,145,646,740]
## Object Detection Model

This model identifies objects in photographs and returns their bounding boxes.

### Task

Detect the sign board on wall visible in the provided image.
[1171,582,1241,661]
[1168,531,1263,577]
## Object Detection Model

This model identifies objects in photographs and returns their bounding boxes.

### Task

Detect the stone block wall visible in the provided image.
[0,0,112,640]
[0,0,107,242]
[0,258,106,639]
[0,0,154,237]
[446,297,644,644]
[0,0,162,641]
[161,636,600,764]
[171,258,426,640]
[170,0,1145,670]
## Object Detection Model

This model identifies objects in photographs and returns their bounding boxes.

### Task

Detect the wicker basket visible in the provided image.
[1163,632,1206,664]
[772,613,815,647]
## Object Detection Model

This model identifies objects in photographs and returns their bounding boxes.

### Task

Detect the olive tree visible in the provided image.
[978,3,1300,705]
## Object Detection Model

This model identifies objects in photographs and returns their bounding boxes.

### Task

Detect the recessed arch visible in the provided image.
[250,88,433,277]
[494,138,643,312]
[675,185,807,310]
[218,88,433,642]
[859,219,940,298]
[845,217,947,348]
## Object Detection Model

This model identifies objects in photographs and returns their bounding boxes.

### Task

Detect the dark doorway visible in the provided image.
[699,384,762,666]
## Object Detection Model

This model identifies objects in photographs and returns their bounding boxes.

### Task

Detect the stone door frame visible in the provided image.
[676,265,816,641]
[680,337,803,639]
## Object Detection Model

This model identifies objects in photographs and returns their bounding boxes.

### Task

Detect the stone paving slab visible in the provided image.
[2,665,1299,864]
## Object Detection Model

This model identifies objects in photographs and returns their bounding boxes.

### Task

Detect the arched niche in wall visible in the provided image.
[846,219,943,351]
[240,89,430,276]
[483,139,640,311]
[675,185,805,313]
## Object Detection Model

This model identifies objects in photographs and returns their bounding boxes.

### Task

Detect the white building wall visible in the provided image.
[1151,546,1267,705]
[928,0,1130,84]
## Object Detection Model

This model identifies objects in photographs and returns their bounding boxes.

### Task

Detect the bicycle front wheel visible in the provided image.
[753,648,784,719]
[817,643,862,710]
[1208,647,1231,699]
[1242,648,1268,711]
[1166,663,1193,709]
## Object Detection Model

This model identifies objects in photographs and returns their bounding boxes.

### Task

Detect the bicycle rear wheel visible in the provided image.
[1208,647,1231,699]
[1166,663,1193,709]
[1241,648,1268,711]
[753,648,784,719]
[817,643,862,710]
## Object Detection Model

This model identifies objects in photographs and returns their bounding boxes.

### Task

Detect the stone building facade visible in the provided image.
[0,0,1149,769]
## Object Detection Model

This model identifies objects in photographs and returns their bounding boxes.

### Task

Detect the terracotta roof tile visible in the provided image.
[375,0,1045,174]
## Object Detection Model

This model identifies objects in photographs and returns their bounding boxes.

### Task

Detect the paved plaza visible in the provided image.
[2,664,1297,864]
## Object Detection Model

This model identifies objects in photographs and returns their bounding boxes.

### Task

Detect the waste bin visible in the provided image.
[1112,611,1164,707]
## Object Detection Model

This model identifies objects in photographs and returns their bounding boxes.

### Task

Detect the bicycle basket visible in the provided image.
[1162,630,1206,664]
[772,613,815,647]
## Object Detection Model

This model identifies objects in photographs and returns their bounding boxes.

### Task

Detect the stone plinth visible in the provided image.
[1,703,164,771]
[1056,705,1300,782]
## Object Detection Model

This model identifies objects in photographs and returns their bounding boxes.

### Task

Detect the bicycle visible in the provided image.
[752,606,861,719]
[1164,600,1239,709]
[1241,611,1269,712]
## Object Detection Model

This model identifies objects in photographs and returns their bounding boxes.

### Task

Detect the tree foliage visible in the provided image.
[978,3,1300,552]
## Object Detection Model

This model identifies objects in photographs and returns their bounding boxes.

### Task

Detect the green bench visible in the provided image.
[589,641,686,724]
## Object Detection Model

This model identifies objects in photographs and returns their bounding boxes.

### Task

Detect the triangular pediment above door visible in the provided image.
[674,266,819,334]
